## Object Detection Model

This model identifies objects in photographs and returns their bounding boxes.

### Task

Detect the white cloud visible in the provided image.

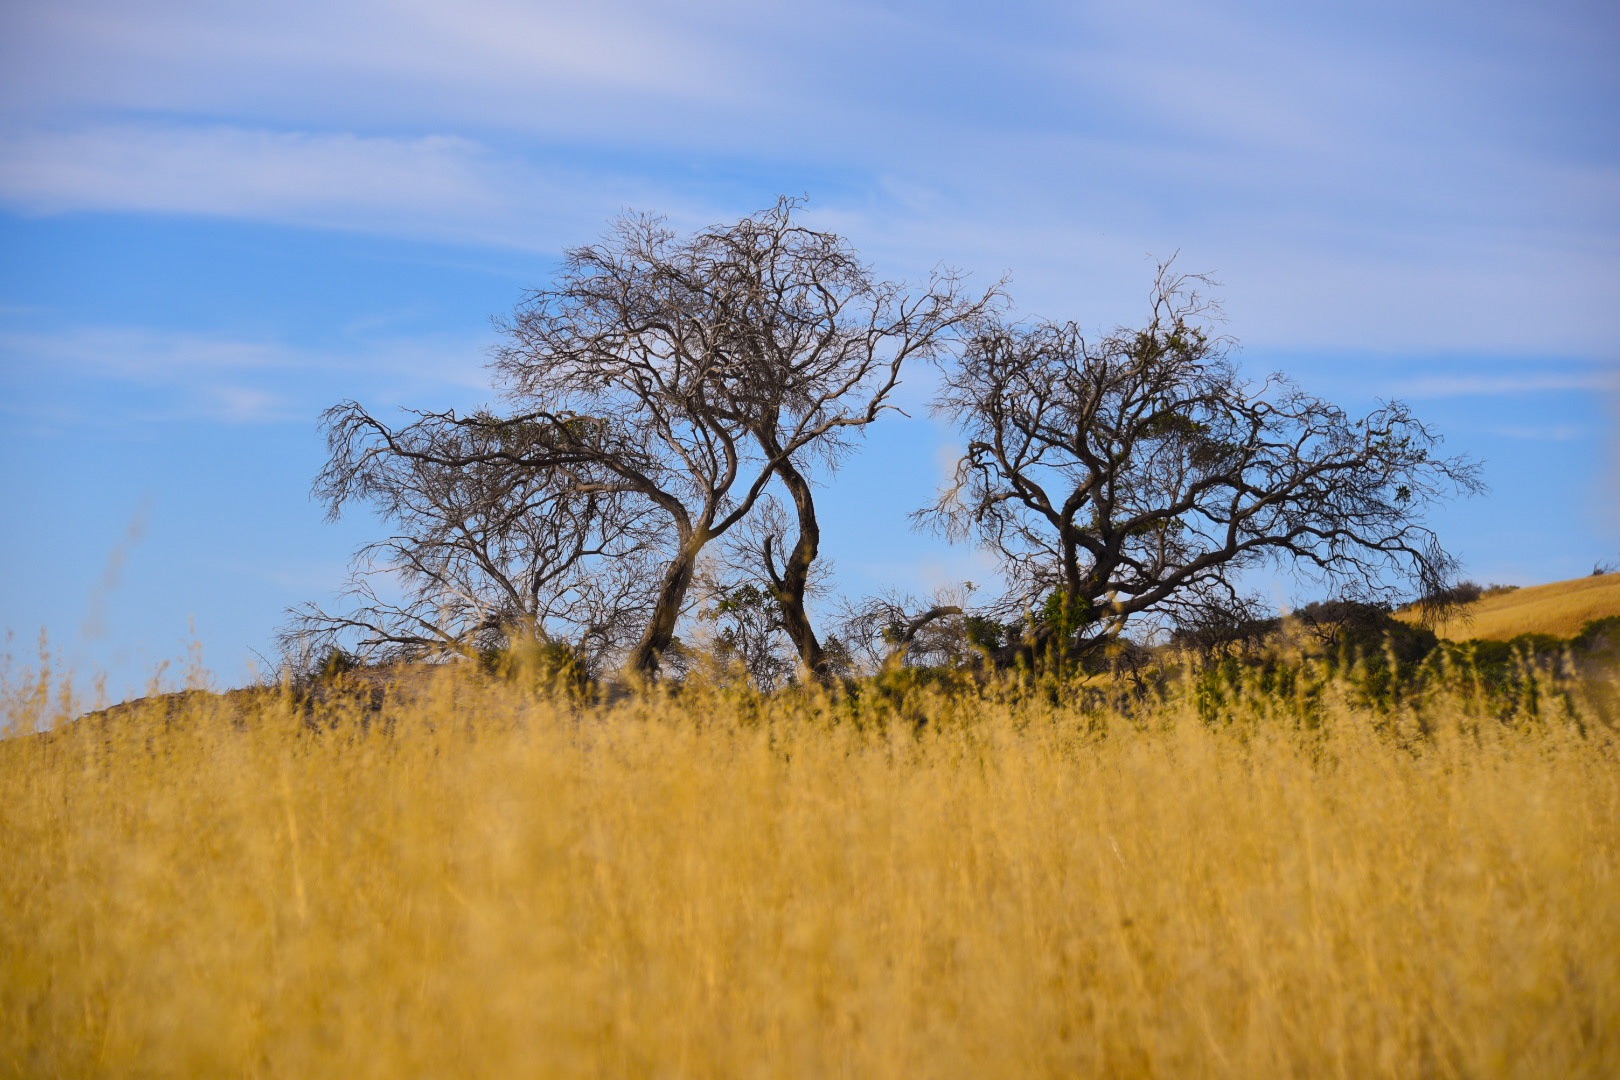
[1487,424,1589,441]
[0,322,501,426]
[0,1,1615,358]
[0,126,495,217]
[1394,370,1618,398]
[1,324,293,379]
[0,1,740,127]
[0,124,684,251]
[204,385,290,425]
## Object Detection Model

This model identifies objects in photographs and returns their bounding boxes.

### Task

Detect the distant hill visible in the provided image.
[1402,573,1620,642]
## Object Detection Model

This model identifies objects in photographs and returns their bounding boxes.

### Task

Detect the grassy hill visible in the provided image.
[5,576,1618,1075]
[1402,572,1620,642]
[4,664,1617,1077]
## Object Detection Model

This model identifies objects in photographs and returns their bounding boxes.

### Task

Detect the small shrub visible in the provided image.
[480,637,592,698]
[1573,615,1620,655]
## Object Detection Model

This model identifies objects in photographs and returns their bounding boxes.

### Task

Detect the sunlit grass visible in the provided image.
[2,664,1617,1078]
[1407,572,1620,642]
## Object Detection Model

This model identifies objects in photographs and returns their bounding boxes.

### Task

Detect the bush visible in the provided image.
[480,638,592,698]
[1419,580,1483,608]
[1292,600,1439,666]
[1573,615,1620,655]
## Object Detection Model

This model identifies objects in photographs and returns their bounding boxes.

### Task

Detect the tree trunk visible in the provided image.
[626,535,704,678]
[768,454,830,683]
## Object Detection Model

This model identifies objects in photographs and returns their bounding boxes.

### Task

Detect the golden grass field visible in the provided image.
[3,659,1618,1079]
[1404,573,1620,642]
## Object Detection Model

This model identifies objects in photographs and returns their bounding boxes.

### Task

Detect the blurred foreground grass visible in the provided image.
[2,664,1617,1078]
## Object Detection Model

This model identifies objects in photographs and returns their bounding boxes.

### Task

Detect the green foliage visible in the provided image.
[480,637,592,699]
[1039,591,1094,638]
[1176,602,1620,730]
[1573,615,1620,653]
[963,615,1009,652]
[316,646,360,681]
[1271,601,1439,686]
[710,582,778,616]
[1138,410,1209,441]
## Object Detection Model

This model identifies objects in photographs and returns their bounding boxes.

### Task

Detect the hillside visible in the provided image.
[1405,573,1620,642]
[5,664,1617,1077]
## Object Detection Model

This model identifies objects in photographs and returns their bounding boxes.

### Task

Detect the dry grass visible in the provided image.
[1408,573,1620,642]
[2,665,1617,1078]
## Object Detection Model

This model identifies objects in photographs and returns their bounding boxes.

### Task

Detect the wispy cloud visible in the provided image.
[0,125,686,251]
[0,1,740,126]
[1394,370,1618,398]
[0,323,501,428]
[0,126,497,217]
[1487,424,1589,442]
[0,1,1615,358]
[1,324,295,379]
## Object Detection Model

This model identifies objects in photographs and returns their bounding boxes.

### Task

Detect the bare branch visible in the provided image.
[924,259,1483,666]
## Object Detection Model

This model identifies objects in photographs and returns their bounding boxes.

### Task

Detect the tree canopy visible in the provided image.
[921,265,1482,665]
[291,199,996,680]
[289,210,1480,685]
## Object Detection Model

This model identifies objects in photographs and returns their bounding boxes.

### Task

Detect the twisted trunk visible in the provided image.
[764,450,830,683]
[626,533,705,678]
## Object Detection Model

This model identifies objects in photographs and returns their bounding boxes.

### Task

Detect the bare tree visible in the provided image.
[303,201,994,683]
[1165,593,1279,658]
[923,263,1483,667]
[286,409,660,675]
[690,500,819,688]
[693,576,797,690]
[836,587,983,673]
[493,198,997,681]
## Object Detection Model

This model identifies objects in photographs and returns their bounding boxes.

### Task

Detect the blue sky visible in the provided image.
[2,0,1616,700]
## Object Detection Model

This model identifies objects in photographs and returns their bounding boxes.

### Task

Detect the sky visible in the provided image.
[1,0,1616,701]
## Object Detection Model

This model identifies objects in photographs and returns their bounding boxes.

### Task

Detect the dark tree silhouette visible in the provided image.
[493,199,997,680]
[300,200,994,681]
[923,264,1483,667]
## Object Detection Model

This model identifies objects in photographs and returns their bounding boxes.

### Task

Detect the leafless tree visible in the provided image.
[1166,593,1279,658]
[492,198,997,681]
[302,200,994,683]
[689,500,819,688]
[836,588,980,673]
[922,263,1483,667]
[285,409,660,675]
[693,575,797,690]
